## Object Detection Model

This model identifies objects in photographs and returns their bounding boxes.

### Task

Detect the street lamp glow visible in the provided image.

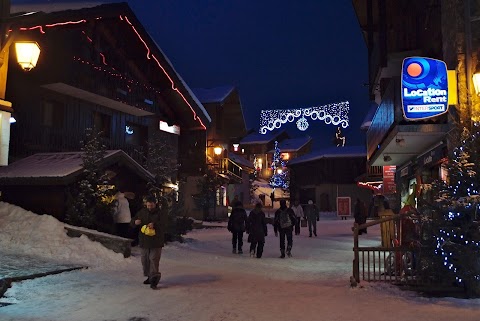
[15,42,41,71]
[474,72,480,96]
[214,146,223,156]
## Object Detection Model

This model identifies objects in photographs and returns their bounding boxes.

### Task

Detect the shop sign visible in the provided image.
[337,197,351,217]
[418,144,446,167]
[383,165,396,194]
[402,57,448,120]
[400,166,410,177]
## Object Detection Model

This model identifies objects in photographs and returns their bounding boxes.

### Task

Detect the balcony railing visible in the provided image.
[367,166,383,177]
[67,58,162,115]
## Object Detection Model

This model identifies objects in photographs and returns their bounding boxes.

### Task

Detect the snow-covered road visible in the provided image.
[1,202,480,321]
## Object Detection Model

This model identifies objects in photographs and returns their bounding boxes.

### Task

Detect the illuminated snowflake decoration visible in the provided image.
[259,101,349,134]
[296,116,309,131]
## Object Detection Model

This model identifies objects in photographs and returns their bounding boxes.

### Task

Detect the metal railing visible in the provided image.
[352,213,424,285]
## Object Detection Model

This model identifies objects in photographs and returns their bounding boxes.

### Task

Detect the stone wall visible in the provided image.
[65,226,132,258]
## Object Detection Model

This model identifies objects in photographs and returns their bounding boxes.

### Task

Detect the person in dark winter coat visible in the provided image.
[273,199,297,258]
[304,200,319,237]
[131,195,168,289]
[228,201,248,254]
[246,202,268,258]
[354,198,368,235]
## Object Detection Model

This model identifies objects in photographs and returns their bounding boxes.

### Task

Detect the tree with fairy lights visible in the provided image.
[421,127,480,297]
[269,141,289,190]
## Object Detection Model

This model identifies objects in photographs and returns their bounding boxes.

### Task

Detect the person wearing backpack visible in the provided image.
[227,201,248,254]
[273,199,297,258]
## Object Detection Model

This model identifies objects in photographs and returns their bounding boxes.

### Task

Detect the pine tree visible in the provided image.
[269,141,289,189]
[145,131,179,201]
[196,168,224,221]
[421,127,480,297]
[66,128,113,231]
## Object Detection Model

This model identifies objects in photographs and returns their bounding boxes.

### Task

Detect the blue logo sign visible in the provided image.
[401,57,448,120]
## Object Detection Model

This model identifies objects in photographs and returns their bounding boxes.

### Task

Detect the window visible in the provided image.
[42,100,64,128]
[93,112,111,138]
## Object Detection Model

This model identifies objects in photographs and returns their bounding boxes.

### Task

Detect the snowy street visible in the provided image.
[1,202,480,321]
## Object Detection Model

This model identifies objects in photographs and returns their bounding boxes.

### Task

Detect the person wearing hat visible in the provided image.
[131,195,168,289]
[304,200,319,237]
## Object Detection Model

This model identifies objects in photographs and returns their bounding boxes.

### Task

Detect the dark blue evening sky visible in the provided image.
[14,0,370,149]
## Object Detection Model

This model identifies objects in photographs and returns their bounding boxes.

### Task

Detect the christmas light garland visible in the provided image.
[259,101,349,134]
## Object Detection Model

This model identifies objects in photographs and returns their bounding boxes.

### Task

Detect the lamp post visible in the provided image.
[0,0,41,165]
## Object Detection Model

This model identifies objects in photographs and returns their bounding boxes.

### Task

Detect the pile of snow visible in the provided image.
[0,202,131,269]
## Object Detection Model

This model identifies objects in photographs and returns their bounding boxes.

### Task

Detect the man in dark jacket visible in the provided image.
[131,195,168,289]
[246,202,268,258]
[274,199,297,258]
[228,201,248,254]
[304,200,319,237]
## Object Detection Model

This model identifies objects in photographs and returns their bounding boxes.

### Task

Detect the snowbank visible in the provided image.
[0,202,130,269]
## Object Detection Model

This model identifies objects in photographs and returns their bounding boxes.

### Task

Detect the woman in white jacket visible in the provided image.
[114,191,132,238]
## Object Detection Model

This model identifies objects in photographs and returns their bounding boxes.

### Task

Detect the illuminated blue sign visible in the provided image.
[401,57,448,120]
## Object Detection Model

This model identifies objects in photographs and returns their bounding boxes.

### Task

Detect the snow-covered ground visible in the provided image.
[1,202,480,321]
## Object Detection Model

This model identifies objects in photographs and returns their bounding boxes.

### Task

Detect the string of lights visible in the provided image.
[259,101,349,134]
[14,15,207,129]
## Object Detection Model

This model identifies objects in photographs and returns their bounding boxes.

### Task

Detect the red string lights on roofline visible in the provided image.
[14,15,207,130]
[120,15,206,129]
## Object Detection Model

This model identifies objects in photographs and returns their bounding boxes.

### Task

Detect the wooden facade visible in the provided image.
[288,149,371,211]
[5,3,210,180]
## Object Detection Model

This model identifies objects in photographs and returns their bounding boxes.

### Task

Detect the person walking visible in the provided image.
[354,198,368,235]
[113,190,132,239]
[273,199,297,258]
[228,201,248,254]
[246,202,268,258]
[291,199,304,235]
[304,200,319,237]
[131,195,168,289]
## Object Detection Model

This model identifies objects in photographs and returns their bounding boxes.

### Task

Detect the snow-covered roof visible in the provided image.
[240,130,285,145]
[360,102,378,131]
[288,145,367,166]
[149,36,211,124]
[0,150,154,184]
[192,86,236,104]
[267,136,311,153]
[228,153,254,169]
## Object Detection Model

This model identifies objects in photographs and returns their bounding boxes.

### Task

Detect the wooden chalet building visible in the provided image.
[239,130,289,179]
[288,146,371,213]
[1,3,211,214]
[192,85,253,214]
[352,1,454,209]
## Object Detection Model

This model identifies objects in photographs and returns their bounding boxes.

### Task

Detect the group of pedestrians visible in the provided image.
[227,199,320,259]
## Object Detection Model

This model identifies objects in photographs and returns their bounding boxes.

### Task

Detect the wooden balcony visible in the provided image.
[41,59,162,117]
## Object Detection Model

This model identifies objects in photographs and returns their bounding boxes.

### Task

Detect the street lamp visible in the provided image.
[14,41,40,71]
[214,146,223,156]
[0,7,42,165]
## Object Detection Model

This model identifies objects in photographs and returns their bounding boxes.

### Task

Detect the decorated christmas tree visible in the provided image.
[269,141,289,189]
[421,127,480,297]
